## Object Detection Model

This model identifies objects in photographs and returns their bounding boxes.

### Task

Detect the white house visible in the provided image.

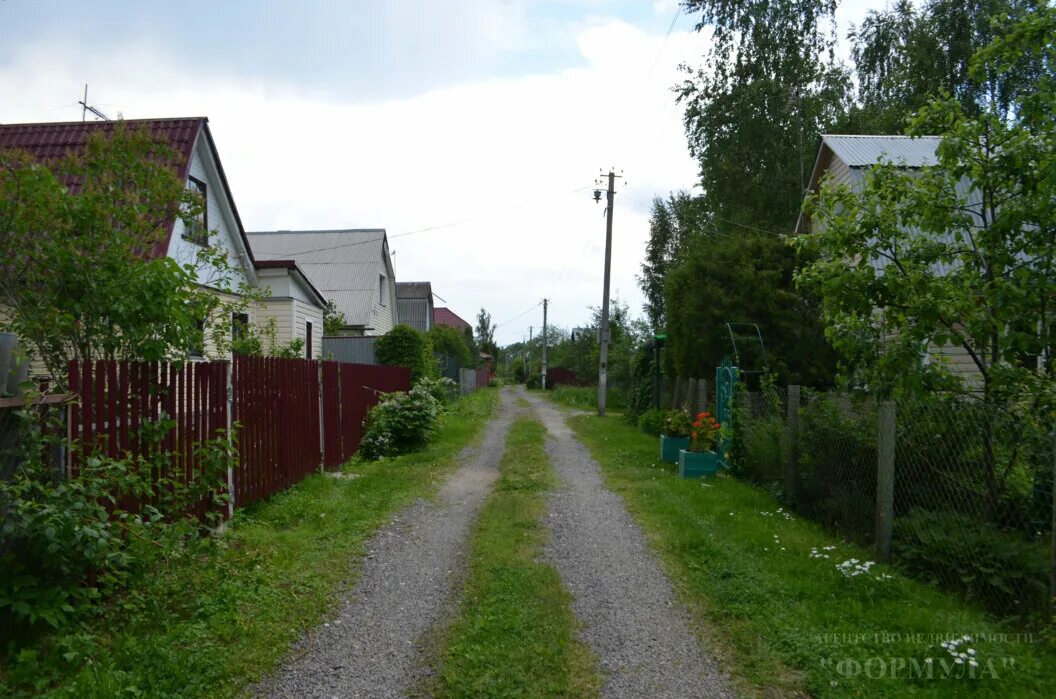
[247,229,399,337]
[0,117,326,362]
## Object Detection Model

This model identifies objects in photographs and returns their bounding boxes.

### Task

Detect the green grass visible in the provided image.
[568,413,1056,698]
[548,385,625,411]
[434,416,601,698]
[1,389,499,699]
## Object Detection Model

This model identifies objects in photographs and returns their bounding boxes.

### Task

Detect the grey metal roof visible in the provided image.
[246,229,389,326]
[395,281,432,299]
[823,135,940,168]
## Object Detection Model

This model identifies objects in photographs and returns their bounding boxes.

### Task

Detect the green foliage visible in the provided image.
[375,324,437,382]
[637,409,667,437]
[474,308,497,358]
[0,408,232,648]
[427,325,473,367]
[894,509,1049,617]
[0,124,240,387]
[662,228,837,386]
[415,376,458,406]
[680,0,850,234]
[322,300,346,336]
[359,385,442,460]
[663,410,692,438]
[547,385,625,412]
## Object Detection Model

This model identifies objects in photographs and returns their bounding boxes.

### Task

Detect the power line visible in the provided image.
[494,301,544,331]
[253,185,596,260]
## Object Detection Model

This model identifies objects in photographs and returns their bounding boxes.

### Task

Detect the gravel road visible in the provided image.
[252,389,518,699]
[523,390,734,699]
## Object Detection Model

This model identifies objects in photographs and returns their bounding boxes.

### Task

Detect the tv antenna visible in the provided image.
[79,85,110,122]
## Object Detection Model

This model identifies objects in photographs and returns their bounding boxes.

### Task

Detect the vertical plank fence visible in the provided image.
[68,359,228,516]
[68,356,413,517]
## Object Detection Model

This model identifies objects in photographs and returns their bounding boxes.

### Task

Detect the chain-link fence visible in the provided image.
[730,386,1054,620]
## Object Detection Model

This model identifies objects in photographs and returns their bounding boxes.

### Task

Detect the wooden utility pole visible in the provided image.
[597,169,619,416]
[541,299,548,390]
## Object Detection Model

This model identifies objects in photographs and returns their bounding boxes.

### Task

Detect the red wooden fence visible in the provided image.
[319,362,411,466]
[68,357,412,517]
[68,360,228,516]
[232,356,321,507]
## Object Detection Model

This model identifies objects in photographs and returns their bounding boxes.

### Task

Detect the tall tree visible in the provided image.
[846,0,1046,133]
[679,0,850,233]
[475,307,497,358]
[0,124,235,387]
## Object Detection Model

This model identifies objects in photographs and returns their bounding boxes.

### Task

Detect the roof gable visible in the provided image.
[434,307,471,330]
[0,117,255,269]
[246,229,392,326]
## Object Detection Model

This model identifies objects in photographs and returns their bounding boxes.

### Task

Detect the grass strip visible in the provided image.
[2,389,498,699]
[435,416,601,698]
[568,413,1056,698]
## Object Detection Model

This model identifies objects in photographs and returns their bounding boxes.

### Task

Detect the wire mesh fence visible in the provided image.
[730,385,1054,621]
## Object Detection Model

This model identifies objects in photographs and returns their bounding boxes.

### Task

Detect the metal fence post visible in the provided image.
[317,361,325,472]
[785,385,800,507]
[876,400,896,562]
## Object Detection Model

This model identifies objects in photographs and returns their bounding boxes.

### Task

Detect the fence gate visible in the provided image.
[716,356,739,469]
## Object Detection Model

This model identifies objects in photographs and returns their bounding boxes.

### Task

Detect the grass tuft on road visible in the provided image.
[435,416,601,698]
[569,413,1056,698]
[1,389,498,699]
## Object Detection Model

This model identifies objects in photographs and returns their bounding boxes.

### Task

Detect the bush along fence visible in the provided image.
[66,357,411,516]
[726,383,1055,622]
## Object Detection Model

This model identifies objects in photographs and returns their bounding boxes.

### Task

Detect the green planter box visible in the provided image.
[678,449,718,478]
[660,435,690,463]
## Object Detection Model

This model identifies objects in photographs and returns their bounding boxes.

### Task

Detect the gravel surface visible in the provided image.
[252,389,518,699]
[523,391,735,699]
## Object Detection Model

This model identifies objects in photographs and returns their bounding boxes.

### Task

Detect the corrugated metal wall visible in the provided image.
[396,298,431,333]
[322,337,379,365]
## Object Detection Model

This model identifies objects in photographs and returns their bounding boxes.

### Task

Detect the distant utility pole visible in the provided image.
[594,169,620,416]
[528,326,533,382]
[541,299,549,390]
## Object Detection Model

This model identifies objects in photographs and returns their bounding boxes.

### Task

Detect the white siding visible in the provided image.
[167,134,253,289]
[297,303,324,359]
[367,243,398,335]
[254,299,294,350]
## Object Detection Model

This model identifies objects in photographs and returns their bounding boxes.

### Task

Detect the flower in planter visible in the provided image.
[688,411,721,452]
[664,410,693,438]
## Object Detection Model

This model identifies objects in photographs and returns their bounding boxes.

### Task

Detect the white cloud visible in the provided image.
[0,19,708,345]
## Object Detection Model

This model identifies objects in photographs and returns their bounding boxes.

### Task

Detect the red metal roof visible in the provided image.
[433,307,471,330]
[0,117,226,260]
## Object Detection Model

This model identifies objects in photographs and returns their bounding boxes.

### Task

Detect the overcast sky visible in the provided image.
[0,0,878,346]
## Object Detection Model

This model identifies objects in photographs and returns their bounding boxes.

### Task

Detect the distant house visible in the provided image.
[395,282,434,334]
[794,134,983,384]
[0,117,322,362]
[247,229,398,337]
[433,307,471,334]
[252,261,328,359]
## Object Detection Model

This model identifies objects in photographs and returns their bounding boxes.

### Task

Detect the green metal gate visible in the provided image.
[716,356,738,469]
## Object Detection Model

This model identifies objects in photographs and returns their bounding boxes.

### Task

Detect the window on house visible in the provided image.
[379,275,388,306]
[306,321,313,359]
[183,176,209,246]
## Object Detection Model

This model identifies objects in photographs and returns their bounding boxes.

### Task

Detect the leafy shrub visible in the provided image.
[376,325,437,382]
[359,385,441,459]
[415,376,458,406]
[637,409,667,436]
[894,509,1049,616]
[0,410,233,645]
[663,410,692,438]
[795,394,877,540]
[688,411,721,452]
[427,325,473,367]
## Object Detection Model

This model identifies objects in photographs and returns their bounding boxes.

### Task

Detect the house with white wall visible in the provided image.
[0,117,325,363]
[247,229,399,337]
[794,134,984,384]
